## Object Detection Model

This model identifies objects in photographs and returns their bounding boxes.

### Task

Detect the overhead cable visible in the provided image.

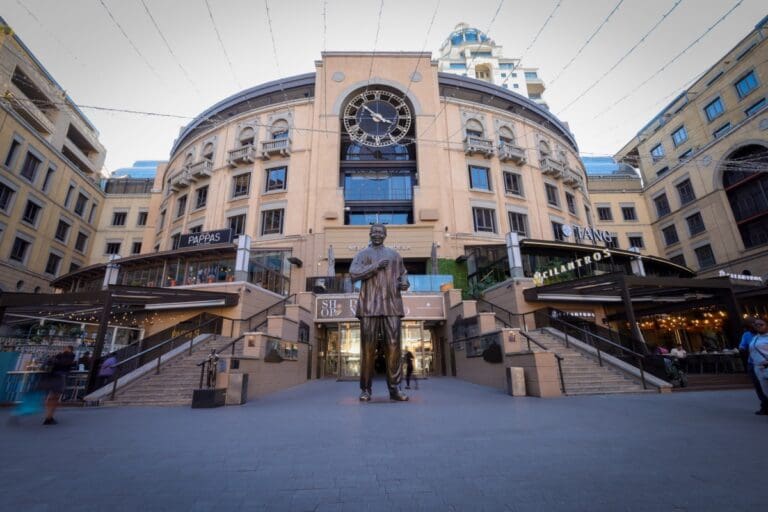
[204,0,242,89]
[98,0,163,81]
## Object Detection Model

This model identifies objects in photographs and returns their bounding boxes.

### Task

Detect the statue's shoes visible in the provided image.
[389,390,409,401]
[359,390,371,401]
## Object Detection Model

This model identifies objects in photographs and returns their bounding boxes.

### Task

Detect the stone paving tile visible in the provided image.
[1,378,766,511]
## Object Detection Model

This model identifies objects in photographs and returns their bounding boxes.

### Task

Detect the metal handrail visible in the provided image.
[474,298,540,332]
[108,315,223,399]
[519,330,566,394]
[546,312,647,390]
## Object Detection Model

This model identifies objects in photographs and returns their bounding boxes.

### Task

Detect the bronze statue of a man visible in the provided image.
[350,223,410,402]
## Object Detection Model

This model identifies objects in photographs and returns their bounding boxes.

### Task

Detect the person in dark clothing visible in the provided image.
[405,350,415,389]
[78,351,92,371]
[740,318,768,415]
[350,223,410,402]
[44,346,75,425]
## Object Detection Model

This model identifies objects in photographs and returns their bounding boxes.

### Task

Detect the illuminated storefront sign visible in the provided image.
[718,270,763,283]
[533,249,613,286]
[560,224,613,243]
[179,229,233,248]
[315,294,444,322]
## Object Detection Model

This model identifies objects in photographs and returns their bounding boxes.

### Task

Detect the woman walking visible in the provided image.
[749,318,768,414]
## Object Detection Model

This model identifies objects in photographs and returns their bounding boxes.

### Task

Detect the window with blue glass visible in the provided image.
[524,72,538,79]
[343,172,413,201]
[671,126,688,147]
[704,97,724,121]
[745,97,766,117]
[464,30,478,43]
[346,212,411,225]
[499,63,514,69]
[472,51,492,57]
[468,165,491,191]
[735,71,758,99]
[713,123,731,139]
[650,144,665,162]
[449,63,466,70]
[265,166,287,192]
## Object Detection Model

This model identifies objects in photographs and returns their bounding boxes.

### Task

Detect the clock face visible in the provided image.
[343,90,412,147]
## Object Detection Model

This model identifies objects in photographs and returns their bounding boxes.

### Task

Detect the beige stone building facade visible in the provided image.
[0,20,106,292]
[615,15,768,278]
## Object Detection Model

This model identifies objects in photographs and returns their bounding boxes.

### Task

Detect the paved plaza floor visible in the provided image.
[0,377,763,511]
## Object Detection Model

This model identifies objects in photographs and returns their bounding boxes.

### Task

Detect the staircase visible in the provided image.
[105,335,239,407]
[525,329,649,395]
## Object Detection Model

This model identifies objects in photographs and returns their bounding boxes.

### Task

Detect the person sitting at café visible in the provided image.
[670,343,688,372]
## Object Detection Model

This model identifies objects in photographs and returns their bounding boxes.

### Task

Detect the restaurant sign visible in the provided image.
[315,294,445,322]
[533,249,613,286]
[560,224,613,243]
[718,270,764,284]
[179,229,233,249]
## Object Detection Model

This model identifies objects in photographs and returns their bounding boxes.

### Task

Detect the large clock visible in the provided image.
[343,90,412,147]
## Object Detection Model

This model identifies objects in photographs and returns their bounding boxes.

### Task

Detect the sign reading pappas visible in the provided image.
[179,229,233,249]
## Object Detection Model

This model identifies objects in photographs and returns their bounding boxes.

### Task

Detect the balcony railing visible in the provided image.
[498,142,526,164]
[227,144,257,166]
[307,274,454,294]
[464,136,494,157]
[260,138,291,159]
[188,159,213,179]
[540,156,565,178]
[169,170,191,191]
[563,169,583,189]
[6,87,55,135]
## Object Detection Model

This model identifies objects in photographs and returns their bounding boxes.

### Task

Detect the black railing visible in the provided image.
[475,298,537,331]
[549,309,648,355]
[535,308,648,390]
[519,330,566,394]
[107,315,223,399]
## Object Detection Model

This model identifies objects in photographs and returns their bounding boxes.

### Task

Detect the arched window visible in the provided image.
[498,127,515,145]
[722,144,768,249]
[202,142,214,161]
[465,119,484,138]
[271,119,289,140]
[239,126,255,147]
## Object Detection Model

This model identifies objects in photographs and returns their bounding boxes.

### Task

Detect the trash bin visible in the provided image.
[505,367,526,397]
[226,373,249,405]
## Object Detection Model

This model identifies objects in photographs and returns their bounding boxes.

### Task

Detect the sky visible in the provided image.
[1,0,766,174]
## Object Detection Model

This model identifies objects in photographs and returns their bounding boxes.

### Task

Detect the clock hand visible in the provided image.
[361,105,381,121]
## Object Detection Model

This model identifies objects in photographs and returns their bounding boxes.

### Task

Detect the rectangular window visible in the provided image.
[671,126,688,147]
[158,210,166,230]
[745,97,766,117]
[662,225,679,246]
[228,214,246,236]
[195,186,208,209]
[468,165,491,191]
[472,207,496,233]
[503,172,523,195]
[105,242,121,255]
[75,232,88,253]
[19,152,42,182]
[137,211,148,226]
[176,195,187,218]
[678,149,693,162]
[44,253,62,276]
[55,219,70,242]
[656,166,670,178]
[74,193,88,216]
[551,221,565,241]
[232,173,250,198]
[265,166,287,192]
[41,166,55,192]
[675,179,695,205]
[545,184,559,207]
[524,71,538,79]
[669,254,686,267]
[22,200,41,225]
[628,236,645,249]
[621,206,637,221]
[694,244,716,269]
[565,192,577,215]
[713,123,731,139]
[69,262,81,273]
[704,97,724,121]
[4,139,21,168]
[111,211,127,226]
[131,242,142,254]
[189,225,202,234]
[261,209,285,235]
[654,194,671,217]
[508,212,528,237]
[735,71,758,99]
[449,63,466,70]
[10,237,30,263]
[171,234,181,250]
[650,144,665,162]
[686,212,706,235]
[0,182,15,212]
[597,207,612,221]
[605,234,620,249]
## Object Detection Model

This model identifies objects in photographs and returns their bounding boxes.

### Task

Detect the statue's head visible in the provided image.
[369,223,387,246]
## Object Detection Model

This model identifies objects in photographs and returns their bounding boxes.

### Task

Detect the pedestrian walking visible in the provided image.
[43,346,75,425]
[404,350,415,389]
[98,353,118,388]
[748,318,768,415]
[740,318,768,415]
